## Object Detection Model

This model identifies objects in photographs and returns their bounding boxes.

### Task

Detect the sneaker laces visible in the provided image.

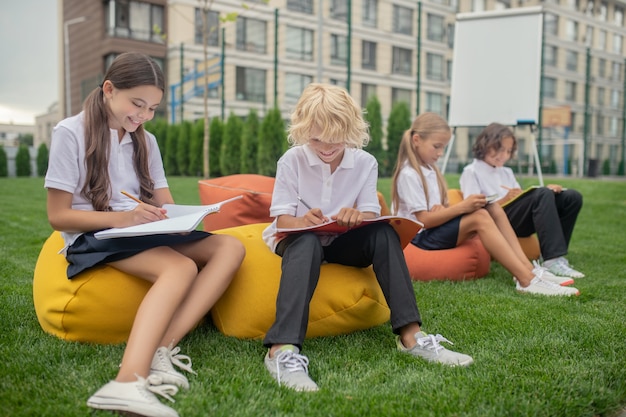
[167,344,197,375]
[415,334,453,355]
[274,350,310,386]
[142,374,179,403]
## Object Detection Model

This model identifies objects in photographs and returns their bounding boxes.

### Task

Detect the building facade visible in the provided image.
[58,0,625,175]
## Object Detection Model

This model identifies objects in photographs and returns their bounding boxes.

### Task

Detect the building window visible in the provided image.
[566,0,579,11]
[392,47,412,75]
[566,50,578,71]
[392,88,412,107]
[286,26,313,61]
[329,79,347,88]
[362,40,377,70]
[427,14,445,42]
[331,0,348,21]
[610,89,619,108]
[426,92,444,116]
[361,83,377,108]
[566,20,578,42]
[613,34,623,54]
[236,17,267,53]
[598,58,606,77]
[585,25,593,47]
[426,53,444,81]
[544,45,557,66]
[472,0,485,12]
[565,81,577,101]
[105,0,165,43]
[495,0,510,10]
[331,34,347,66]
[598,2,607,21]
[612,61,622,81]
[447,24,455,48]
[598,30,607,50]
[597,87,605,106]
[615,6,624,25]
[609,117,618,136]
[596,114,604,135]
[195,9,219,46]
[393,5,413,35]
[543,77,556,98]
[236,67,266,103]
[285,73,313,103]
[287,0,313,14]
[447,59,453,81]
[544,13,558,36]
[363,0,377,27]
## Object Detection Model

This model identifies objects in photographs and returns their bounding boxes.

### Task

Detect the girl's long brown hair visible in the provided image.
[81,52,164,211]
[391,113,450,214]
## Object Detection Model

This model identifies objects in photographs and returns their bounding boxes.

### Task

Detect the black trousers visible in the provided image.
[504,187,583,261]
[263,222,422,350]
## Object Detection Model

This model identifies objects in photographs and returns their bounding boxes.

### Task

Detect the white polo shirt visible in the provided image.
[459,159,520,199]
[394,162,443,219]
[45,112,168,251]
[262,144,380,252]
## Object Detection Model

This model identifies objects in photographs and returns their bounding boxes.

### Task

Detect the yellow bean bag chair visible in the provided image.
[211,223,391,339]
[33,231,151,344]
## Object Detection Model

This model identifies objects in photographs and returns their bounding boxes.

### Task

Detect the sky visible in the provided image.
[0,1,58,125]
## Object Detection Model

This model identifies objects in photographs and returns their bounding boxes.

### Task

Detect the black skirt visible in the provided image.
[65,230,212,279]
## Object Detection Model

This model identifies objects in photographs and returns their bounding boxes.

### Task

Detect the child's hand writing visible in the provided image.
[332,207,364,227]
[303,208,328,226]
[459,194,489,213]
[128,203,168,225]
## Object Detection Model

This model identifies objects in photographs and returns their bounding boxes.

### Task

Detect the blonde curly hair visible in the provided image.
[287,83,369,149]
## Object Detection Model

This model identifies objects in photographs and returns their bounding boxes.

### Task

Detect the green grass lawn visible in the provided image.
[1,175,625,417]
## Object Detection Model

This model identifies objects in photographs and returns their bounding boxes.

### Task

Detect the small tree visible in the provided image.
[36,143,49,176]
[15,145,32,177]
[209,117,223,177]
[257,107,286,177]
[240,109,260,174]
[386,101,412,167]
[189,119,204,177]
[0,146,8,177]
[164,123,180,175]
[145,118,169,159]
[618,159,624,176]
[220,112,243,175]
[602,159,611,176]
[364,95,387,176]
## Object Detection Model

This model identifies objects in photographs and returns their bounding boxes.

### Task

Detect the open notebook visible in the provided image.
[94,195,243,240]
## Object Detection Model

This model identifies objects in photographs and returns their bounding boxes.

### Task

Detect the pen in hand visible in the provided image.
[121,190,168,219]
[297,195,313,210]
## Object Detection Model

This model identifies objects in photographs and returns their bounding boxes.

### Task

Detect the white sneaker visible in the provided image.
[397,331,474,367]
[151,345,196,390]
[516,276,580,297]
[544,257,585,279]
[532,261,574,286]
[264,345,319,392]
[87,375,179,417]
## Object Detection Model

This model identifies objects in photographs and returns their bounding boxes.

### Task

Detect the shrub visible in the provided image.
[257,107,286,177]
[36,143,49,176]
[240,109,260,174]
[164,123,180,175]
[602,159,611,176]
[364,96,387,177]
[0,146,7,177]
[220,112,243,175]
[176,121,192,176]
[209,117,223,178]
[15,145,31,177]
[189,118,204,177]
[618,159,625,176]
[386,101,411,169]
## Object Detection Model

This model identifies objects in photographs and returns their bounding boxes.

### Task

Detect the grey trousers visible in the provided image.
[504,187,583,260]
[263,222,422,349]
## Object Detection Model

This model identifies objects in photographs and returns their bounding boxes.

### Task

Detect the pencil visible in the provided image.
[121,190,169,218]
[297,195,313,210]
[500,185,512,191]
[121,190,143,204]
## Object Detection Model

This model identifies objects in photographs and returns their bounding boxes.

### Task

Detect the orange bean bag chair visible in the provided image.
[448,189,541,261]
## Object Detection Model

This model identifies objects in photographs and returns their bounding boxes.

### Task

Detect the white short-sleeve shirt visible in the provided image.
[262,144,380,252]
[394,162,442,219]
[459,159,520,199]
[45,112,168,251]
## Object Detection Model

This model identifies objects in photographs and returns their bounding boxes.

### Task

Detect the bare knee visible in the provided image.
[464,209,492,230]
[212,234,246,264]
